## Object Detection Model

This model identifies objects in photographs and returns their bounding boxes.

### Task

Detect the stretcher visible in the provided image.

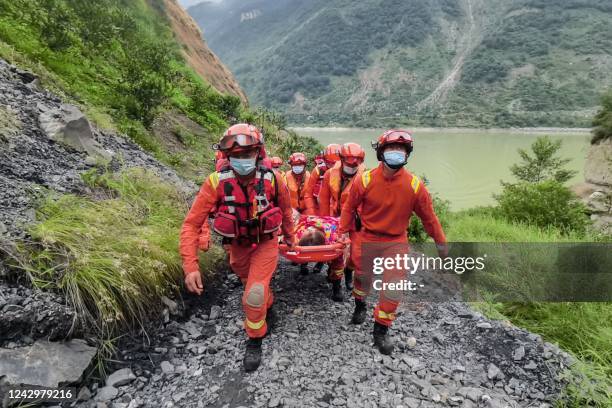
[279,242,348,263]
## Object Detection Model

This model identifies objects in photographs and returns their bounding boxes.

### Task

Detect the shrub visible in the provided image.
[409,176,451,243]
[510,136,577,183]
[496,180,589,235]
[592,90,612,144]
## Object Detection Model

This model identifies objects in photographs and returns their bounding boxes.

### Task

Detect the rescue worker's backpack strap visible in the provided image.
[410,175,421,195]
[361,169,372,189]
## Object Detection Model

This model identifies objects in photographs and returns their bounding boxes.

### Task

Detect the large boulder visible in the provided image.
[578,139,612,233]
[0,340,96,403]
[585,138,612,187]
[38,104,112,160]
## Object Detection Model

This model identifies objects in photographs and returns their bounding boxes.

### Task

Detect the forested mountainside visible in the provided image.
[190,0,612,127]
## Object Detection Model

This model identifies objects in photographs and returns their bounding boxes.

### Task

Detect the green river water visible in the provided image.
[295,128,590,210]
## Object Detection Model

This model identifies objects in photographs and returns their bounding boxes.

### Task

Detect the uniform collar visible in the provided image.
[377,162,407,180]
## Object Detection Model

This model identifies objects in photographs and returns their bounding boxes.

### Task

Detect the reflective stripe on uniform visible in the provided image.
[361,170,372,188]
[209,172,220,189]
[353,288,366,297]
[378,310,396,321]
[331,268,344,277]
[410,175,421,194]
[245,318,265,330]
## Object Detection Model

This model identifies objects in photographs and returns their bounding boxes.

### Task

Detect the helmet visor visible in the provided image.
[384,131,413,144]
[342,156,362,166]
[218,133,261,151]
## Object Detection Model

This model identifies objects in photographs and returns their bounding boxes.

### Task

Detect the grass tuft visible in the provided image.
[21,168,223,338]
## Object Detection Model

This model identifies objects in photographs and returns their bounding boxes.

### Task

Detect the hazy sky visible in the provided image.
[178,0,222,8]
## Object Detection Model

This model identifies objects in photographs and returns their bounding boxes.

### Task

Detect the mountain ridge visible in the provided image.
[189,0,612,127]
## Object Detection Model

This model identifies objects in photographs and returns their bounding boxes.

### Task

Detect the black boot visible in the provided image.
[299,263,309,276]
[373,322,394,355]
[344,268,354,291]
[331,280,343,302]
[243,338,263,372]
[313,262,324,274]
[351,299,367,325]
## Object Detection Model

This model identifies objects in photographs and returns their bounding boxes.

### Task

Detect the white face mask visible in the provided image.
[343,165,358,175]
[292,165,305,175]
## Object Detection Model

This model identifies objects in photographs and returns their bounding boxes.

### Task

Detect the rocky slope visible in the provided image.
[573,139,612,234]
[189,0,612,127]
[75,261,573,408]
[164,0,247,104]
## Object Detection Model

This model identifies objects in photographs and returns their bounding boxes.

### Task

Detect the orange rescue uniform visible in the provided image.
[180,169,295,338]
[318,162,364,281]
[303,166,326,215]
[285,170,310,213]
[339,164,446,327]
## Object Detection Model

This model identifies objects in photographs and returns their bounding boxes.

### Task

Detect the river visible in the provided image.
[294,128,590,210]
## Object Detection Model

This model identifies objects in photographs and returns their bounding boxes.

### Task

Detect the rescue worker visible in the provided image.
[285,153,311,213]
[318,143,365,300]
[304,145,341,216]
[304,144,341,275]
[338,130,448,355]
[180,124,296,372]
[285,152,312,275]
[270,156,284,172]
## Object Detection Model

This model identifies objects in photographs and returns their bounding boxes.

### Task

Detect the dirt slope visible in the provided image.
[163,0,248,104]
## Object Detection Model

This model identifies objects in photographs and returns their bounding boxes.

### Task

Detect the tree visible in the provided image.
[510,136,577,183]
[592,90,612,144]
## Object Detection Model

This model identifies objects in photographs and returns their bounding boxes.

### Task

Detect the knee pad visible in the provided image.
[245,283,265,308]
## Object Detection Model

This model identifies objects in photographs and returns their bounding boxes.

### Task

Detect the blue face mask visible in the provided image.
[383,151,407,169]
[230,157,257,176]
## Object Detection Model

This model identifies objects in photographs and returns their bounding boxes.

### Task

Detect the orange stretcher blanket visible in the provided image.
[278,242,348,264]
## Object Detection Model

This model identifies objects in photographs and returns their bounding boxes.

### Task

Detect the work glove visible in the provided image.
[185,271,204,295]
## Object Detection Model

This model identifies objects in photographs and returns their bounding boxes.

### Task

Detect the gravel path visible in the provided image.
[81,260,572,408]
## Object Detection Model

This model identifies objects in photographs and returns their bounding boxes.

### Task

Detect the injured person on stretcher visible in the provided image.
[280,210,350,301]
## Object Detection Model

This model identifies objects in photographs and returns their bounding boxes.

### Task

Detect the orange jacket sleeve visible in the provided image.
[413,185,446,245]
[318,170,332,216]
[339,175,365,235]
[179,175,219,276]
[303,167,319,215]
[273,170,296,240]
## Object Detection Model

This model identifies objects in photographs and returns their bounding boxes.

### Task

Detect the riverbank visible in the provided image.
[292,126,592,134]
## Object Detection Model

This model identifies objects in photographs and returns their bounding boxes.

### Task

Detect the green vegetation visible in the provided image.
[0,0,321,357]
[449,210,611,407]
[20,169,224,338]
[190,0,612,128]
[495,137,588,235]
[0,0,240,161]
[444,137,610,407]
[592,90,612,144]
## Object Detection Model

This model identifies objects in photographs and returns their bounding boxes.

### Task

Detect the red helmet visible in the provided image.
[314,152,324,165]
[372,129,414,161]
[323,143,341,165]
[271,157,283,168]
[288,152,307,166]
[215,124,264,154]
[340,143,365,166]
